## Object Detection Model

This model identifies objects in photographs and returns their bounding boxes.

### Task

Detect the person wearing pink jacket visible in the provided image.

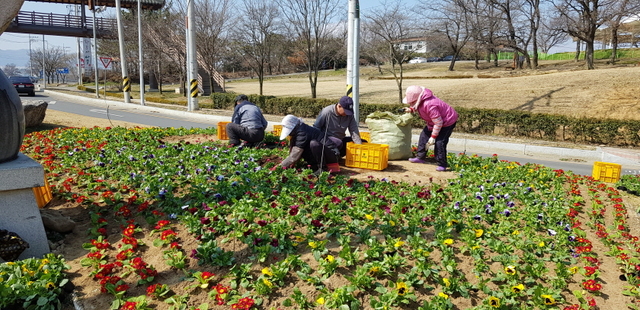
[402,85,458,171]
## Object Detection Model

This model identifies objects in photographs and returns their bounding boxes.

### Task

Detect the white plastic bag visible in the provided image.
[365,112,413,160]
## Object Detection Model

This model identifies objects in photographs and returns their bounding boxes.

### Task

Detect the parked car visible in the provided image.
[408,57,428,64]
[442,55,460,61]
[427,57,441,62]
[9,76,35,96]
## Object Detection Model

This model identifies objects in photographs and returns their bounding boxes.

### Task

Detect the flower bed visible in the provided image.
[8,126,640,310]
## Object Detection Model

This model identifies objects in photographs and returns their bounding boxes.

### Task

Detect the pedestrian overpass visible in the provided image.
[4,0,165,38]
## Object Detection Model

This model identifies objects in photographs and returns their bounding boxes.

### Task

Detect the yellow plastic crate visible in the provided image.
[345,142,389,171]
[359,131,370,142]
[32,177,53,208]
[217,121,230,140]
[592,161,621,183]
[272,125,283,136]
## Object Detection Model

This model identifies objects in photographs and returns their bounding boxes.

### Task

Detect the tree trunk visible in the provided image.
[585,40,595,70]
[610,25,620,64]
[574,40,581,62]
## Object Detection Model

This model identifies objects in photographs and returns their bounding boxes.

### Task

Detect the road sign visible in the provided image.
[57,68,69,74]
[79,58,85,68]
[99,57,113,70]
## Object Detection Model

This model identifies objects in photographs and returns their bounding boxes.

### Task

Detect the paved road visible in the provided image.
[40,93,217,129]
[36,91,640,178]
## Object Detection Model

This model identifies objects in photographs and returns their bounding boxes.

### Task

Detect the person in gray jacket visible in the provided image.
[313,96,364,157]
[226,94,268,147]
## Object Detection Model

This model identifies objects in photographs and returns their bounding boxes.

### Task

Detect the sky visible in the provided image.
[2,0,573,54]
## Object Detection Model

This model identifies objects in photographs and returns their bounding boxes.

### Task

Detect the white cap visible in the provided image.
[280,115,301,140]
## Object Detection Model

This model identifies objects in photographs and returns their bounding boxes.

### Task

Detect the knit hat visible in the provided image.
[402,85,424,104]
[280,115,301,140]
[338,96,354,115]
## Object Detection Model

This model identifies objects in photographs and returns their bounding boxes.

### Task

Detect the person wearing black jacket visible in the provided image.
[275,115,341,173]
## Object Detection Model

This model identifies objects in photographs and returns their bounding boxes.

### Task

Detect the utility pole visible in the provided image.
[76,5,82,85]
[186,0,198,111]
[28,35,32,77]
[137,0,145,105]
[92,6,100,98]
[115,0,131,103]
[346,0,360,121]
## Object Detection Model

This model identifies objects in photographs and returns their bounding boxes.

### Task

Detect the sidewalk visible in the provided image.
[42,87,640,171]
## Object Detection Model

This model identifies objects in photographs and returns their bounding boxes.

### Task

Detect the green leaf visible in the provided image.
[37,297,48,306]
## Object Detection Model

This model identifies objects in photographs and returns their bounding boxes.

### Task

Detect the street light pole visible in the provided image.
[42,34,46,89]
[115,0,131,103]
[137,0,145,105]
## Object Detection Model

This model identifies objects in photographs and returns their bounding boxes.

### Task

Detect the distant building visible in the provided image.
[395,36,427,54]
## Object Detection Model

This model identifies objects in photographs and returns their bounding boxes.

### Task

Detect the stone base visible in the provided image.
[0,153,49,259]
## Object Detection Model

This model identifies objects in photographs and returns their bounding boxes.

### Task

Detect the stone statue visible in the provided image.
[0,0,26,163]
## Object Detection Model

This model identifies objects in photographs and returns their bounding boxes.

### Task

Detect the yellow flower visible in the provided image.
[488,296,500,308]
[389,220,395,226]
[438,292,449,299]
[447,220,459,227]
[262,278,273,287]
[538,241,545,247]
[512,230,520,235]
[443,278,451,287]
[316,297,325,305]
[474,229,484,238]
[471,245,480,250]
[325,255,335,263]
[45,282,56,290]
[261,267,273,276]
[369,266,380,275]
[511,283,525,293]
[308,241,317,249]
[569,266,578,274]
[504,265,516,275]
[541,294,556,305]
[294,236,305,242]
[396,282,408,296]
[40,259,50,265]
[394,240,405,248]
[365,214,374,220]
[443,239,454,246]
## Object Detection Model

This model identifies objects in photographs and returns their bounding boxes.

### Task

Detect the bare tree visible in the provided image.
[193,0,233,93]
[551,0,619,69]
[3,64,20,76]
[365,0,416,102]
[420,0,474,71]
[538,13,569,53]
[235,0,282,95]
[276,0,342,98]
[604,0,640,64]
[489,0,534,69]
[31,46,72,84]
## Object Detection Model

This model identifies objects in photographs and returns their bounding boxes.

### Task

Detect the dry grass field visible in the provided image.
[225,59,640,121]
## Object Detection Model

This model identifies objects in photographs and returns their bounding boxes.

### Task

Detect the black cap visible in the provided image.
[235,94,248,102]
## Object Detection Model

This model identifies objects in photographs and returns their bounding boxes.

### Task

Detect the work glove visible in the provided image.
[428,137,436,145]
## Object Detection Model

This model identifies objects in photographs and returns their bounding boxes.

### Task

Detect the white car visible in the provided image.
[408,57,428,64]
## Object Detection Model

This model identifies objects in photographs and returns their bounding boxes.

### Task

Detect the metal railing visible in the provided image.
[12,11,116,34]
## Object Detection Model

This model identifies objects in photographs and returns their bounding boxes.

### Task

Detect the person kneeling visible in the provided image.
[275,115,341,174]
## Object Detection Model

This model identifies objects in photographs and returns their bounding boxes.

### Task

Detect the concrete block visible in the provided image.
[0,153,44,191]
[0,153,49,259]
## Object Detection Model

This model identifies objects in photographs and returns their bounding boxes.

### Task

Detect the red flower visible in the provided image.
[161,229,177,241]
[120,301,137,310]
[582,279,602,292]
